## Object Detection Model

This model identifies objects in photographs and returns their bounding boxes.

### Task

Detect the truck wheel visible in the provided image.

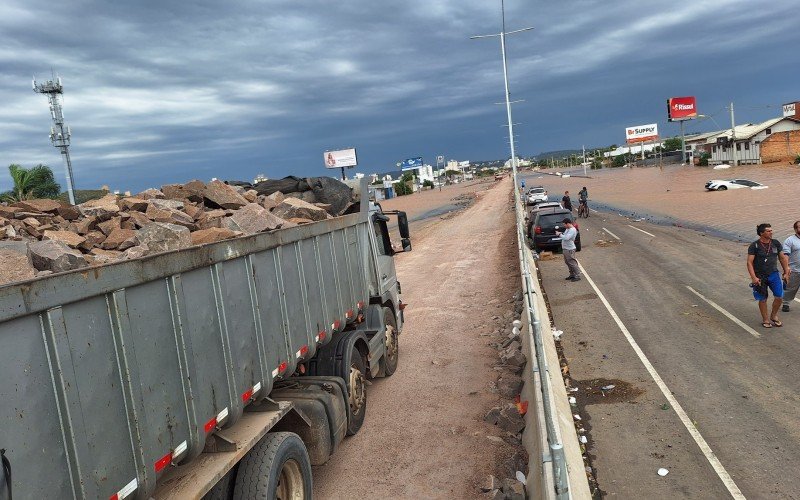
[345,346,367,436]
[232,432,312,500]
[203,467,236,500]
[380,307,399,377]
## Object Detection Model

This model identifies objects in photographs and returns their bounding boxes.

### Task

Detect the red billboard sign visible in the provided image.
[667,96,697,121]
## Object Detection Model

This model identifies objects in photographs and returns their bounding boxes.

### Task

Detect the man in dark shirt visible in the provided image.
[562,191,573,212]
[747,223,790,328]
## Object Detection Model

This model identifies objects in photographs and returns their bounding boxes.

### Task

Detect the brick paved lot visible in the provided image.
[523,162,799,242]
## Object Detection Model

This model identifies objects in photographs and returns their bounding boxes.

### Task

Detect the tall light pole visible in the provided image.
[729,102,737,166]
[471,0,533,194]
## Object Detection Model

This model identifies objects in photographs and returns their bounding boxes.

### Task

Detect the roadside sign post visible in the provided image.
[324,148,358,180]
[667,97,699,165]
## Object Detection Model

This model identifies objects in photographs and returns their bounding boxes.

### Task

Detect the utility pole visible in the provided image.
[33,74,76,205]
[470,1,533,198]
[729,102,737,166]
[680,120,686,164]
[582,145,587,176]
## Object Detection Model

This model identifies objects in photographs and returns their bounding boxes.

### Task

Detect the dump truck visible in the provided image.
[0,179,411,499]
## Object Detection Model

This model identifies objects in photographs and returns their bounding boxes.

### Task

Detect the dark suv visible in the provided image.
[527,207,581,252]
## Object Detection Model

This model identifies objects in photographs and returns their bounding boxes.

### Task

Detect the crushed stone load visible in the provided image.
[0,176,356,286]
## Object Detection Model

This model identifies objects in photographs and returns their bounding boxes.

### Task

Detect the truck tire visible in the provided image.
[345,346,367,436]
[232,432,312,500]
[380,307,399,377]
[203,468,235,500]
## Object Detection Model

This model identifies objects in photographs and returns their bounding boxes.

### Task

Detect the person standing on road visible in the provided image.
[579,186,588,202]
[520,178,526,194]
[747,223,790,328]
[781,220,800,312]
[562,191,573,212]
[556,218,580,281]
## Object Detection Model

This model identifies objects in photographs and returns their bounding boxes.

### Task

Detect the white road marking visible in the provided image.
[795,298,800,304]
[590,208,599,213]
[627,224,656,238]
[602,227,621,240]
[686,286,760,339]
[578,262,746,499]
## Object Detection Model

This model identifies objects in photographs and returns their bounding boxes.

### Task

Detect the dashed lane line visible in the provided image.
[589,208,599,213]
[578,262,746,499]
[602,227,621,240]
[627,224,656,238]
[686,286,761,339]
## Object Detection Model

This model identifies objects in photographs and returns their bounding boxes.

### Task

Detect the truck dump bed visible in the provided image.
[0,197,373,499]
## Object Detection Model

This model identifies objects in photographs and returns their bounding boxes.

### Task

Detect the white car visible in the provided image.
[704,178,767,191]
[525,186,548,205]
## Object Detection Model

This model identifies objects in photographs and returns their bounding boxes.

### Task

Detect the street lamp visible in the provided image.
[470,0,533,195]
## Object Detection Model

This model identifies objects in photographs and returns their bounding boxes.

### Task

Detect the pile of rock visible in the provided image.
[480,292,529,499]
[0,177,355,286]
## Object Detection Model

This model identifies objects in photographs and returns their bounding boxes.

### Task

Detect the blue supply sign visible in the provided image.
[400,157,423,170]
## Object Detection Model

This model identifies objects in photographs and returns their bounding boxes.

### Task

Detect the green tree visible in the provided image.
[394,172,415,196]
[1,164,62,202]
[612,154,630,168]
[663,137,682,152]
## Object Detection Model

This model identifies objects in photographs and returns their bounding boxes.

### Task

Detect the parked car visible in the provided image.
[527,207,581,252]
[704,178,767,191]
[525,186,548,205]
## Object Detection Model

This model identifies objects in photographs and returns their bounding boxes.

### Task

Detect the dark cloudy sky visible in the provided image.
[1,0,797,193]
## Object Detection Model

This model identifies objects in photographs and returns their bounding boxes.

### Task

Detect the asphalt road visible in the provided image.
[535,207,800,498]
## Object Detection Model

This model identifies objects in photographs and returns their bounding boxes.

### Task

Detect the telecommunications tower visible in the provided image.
[33,74,76,205]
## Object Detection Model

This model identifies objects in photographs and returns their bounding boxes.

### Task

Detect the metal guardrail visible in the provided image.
[512,178,571,499]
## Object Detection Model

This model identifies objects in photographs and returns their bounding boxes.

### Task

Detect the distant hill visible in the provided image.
[532,149,604,161]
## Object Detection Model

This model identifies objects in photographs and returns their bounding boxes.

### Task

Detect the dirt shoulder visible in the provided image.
[313,177,526,499]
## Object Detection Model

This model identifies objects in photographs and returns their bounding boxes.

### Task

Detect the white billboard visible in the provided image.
[323,148,358,169]
[625,123,659,144]
[458,160,470,168]
[784,102,796,117]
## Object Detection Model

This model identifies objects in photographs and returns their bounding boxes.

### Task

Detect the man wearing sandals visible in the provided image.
[782,220,800,312]
[747,223,790,328]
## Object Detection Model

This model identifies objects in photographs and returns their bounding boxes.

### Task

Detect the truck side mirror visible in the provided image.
[398,211,410,239]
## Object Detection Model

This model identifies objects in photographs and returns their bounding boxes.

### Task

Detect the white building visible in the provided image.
[603,142,664,158]
[703,117,800,165]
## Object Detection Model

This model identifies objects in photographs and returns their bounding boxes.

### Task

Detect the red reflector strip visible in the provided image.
[241,388,254,402]
[357,300,365,309]
[318,331,326,341]
[300,345,309,356]
[154,452,172,473]
[110,478,138,500]
[279,361,288,373]
[346,309,354,319]
[204,416,217,433]
[333,319,341,330]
